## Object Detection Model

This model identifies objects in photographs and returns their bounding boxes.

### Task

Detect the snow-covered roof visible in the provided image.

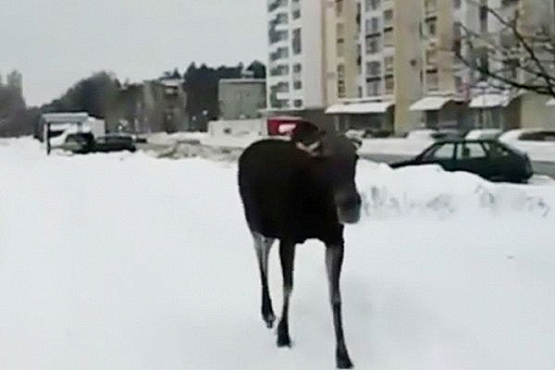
[219,78,265,84]
[42,112,90,124]
[325,104,347,114]
[409,96,454,111]
[469,94,510,108]
[325,101,394,114]
[160,79,182,87]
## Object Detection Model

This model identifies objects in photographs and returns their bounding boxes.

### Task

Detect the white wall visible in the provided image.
[207,119,267,137]
[300,0,325,109]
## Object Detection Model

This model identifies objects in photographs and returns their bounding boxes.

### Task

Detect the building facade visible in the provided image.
[281,0,555,133]
[267,0,326,111]
[218,79,266,120]
[108,78,190,134]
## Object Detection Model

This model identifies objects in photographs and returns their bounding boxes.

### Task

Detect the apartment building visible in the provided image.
[267,0,555,132]
[266,0,325,111]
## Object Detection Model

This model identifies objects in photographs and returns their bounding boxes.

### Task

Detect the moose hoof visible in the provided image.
[263,313,275,329]
[277,333,291,348]
[336,351,354,369]
[277,321,291,347]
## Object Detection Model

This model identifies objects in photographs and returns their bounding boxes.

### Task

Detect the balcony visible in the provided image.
[268,0,288,13]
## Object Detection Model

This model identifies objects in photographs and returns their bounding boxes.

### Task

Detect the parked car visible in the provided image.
[499,128,555,143]
[59,132,95,154]
[59,133,136,154]
[94,134,136,153]
[390,139,533,183]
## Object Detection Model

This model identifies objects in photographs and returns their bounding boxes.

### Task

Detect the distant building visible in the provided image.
[266,0,327,112]
[108,78,190,134]
[218,79,266,120]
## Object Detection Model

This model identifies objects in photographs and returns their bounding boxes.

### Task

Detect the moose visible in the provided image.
[238,122,362,369]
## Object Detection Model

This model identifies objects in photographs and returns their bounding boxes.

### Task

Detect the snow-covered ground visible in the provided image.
[1,137,555,370]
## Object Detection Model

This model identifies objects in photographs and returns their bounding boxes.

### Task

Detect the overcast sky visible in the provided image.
[1,0,267,106]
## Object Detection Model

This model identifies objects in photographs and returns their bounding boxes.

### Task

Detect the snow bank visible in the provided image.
[147,132,209,146]
[357,161,553,219]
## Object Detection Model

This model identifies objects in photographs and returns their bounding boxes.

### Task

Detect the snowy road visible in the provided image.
[1,138,555,370]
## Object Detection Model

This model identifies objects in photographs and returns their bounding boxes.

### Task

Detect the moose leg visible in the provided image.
[277,240,296,347]
[325,244,354,369]
[253,232,276,328]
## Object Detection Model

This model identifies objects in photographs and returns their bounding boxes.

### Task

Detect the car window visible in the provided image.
[484,142,511,157]
[456,143,487,159]
[422,143,455,160]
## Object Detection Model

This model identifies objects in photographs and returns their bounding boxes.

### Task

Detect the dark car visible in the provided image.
[94,134,136,153]
[390,139,533,183]
[61,132,96,154]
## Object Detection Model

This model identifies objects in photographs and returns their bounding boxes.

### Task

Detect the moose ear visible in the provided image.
[290,121,322,145]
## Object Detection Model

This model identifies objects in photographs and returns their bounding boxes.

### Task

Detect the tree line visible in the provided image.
[0,61,265,138]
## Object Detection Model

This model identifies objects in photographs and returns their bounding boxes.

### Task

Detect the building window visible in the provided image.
[383,29,394,46]
[424,0,437,14]
[365,0,381,12]
[270,47,289,61]
[293,63,302,73]
[292,9,301,19]
[383,9,394,28]
[337,64,345,80]
[365,36,381,54]
[453,0,461,9]
[338,81,346,98]
[337,39,345,57]
[275,12,288,25]
[503,59,519,80]
[337,64,346,98]
[366,80,381,96]
[384,55,394,73]
[479,5,488,34]
[276,82,290,93]
[293,99,303,108]
[292,28,302,54]
[293,80,302,90]
[426,48,437,66]
[335,0,344,16]
[366,17,380,34]
[426,19,437,38]
[385,75,394,94]
[455,76,464,93]
[453,22,462,55]
[426,70,438,91]
[269,30,288,44]
[268,0,288,13]
[270,64,290,76]
[366,61,381,77]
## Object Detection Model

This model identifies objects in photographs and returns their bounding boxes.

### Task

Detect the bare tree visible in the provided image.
[455,0,555,98]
